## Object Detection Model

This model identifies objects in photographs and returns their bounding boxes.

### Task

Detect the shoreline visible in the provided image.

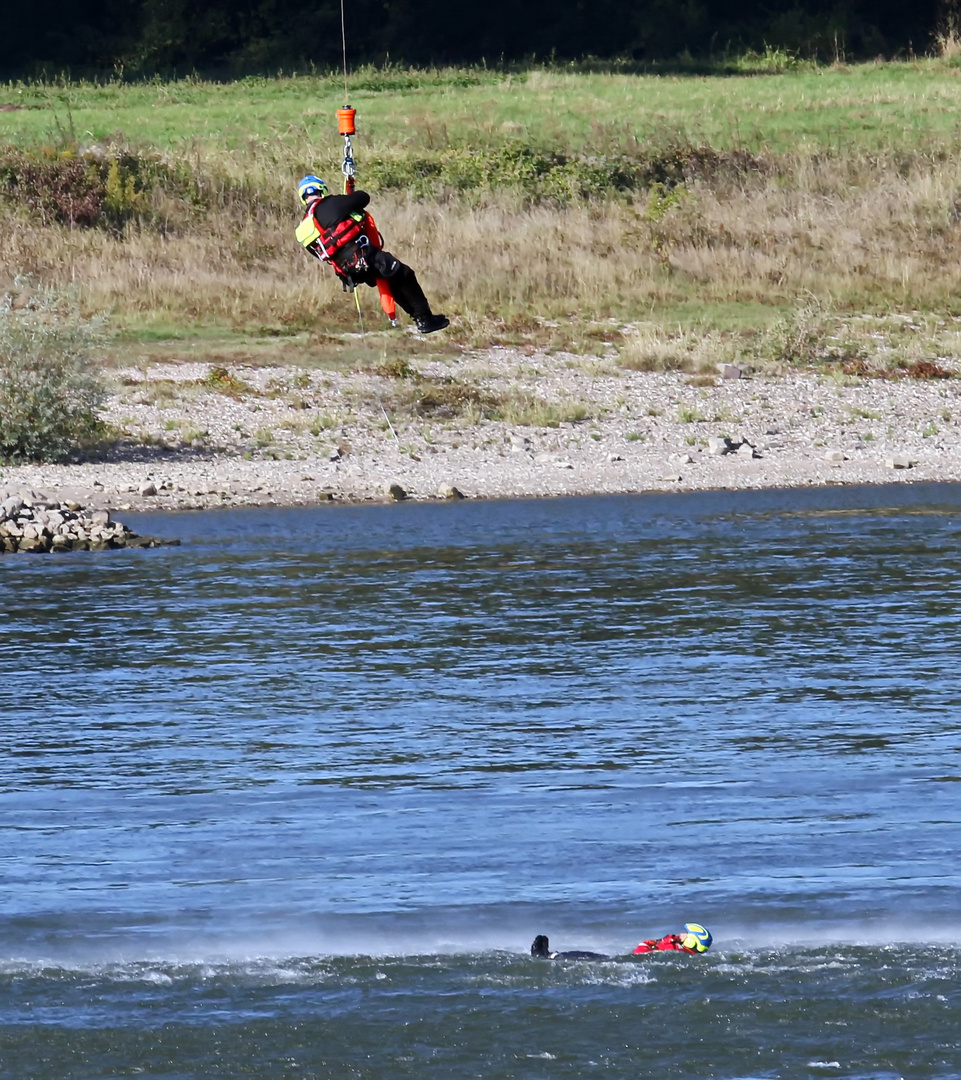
[3,349,961,513]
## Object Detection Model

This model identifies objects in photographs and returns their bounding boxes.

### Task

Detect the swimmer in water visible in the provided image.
[530,934,610,960]
[633,922,713,954]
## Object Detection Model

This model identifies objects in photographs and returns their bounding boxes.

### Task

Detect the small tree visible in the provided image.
[0,287,107,463]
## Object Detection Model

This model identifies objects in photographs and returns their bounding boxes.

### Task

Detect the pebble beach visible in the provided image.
[3,346,961,513]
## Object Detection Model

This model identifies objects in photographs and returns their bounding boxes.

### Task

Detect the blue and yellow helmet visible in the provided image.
[297,174,328,205]
[681,923,713,952]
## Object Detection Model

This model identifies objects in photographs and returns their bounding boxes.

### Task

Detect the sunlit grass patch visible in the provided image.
[11,60,961,160]
[494,391,594,428]
[367,367,499,423]
[203,365,254,397]
[359,363,597,428]
[618,323,742,373]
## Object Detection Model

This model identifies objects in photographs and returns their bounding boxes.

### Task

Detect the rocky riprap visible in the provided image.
[0,492,179,554]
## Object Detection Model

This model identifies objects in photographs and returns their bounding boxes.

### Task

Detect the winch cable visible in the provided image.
[337,0,397,328]
[336,0,365,336]
[338,0,399,438]
[340,0,349,103]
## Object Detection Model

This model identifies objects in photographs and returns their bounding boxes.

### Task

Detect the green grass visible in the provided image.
[6,60,961,167]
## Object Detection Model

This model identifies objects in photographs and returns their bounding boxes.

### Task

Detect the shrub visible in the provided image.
[5,153,103,227]
[758,303,833,366]
[102,157,148,230]
[0,287,107,463]
[203,365,254,397]
[365,140,764,203]
[0,144,254,235]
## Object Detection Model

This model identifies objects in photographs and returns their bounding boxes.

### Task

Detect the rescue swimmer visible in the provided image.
[295,174,449,334]
[633,922,713,954]
[531,923,712,961]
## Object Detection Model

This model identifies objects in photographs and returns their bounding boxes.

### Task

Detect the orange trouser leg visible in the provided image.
[377,278,397,322]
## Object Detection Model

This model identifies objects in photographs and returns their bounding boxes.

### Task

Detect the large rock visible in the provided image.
[0,495,24,521]
[16,536,47,553]
[707,436,735,456]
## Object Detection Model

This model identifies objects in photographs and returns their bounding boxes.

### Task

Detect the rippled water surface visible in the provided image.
[2,484,960,1078]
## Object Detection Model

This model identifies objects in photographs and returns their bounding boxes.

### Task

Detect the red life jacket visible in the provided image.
[633,934,695,955]
[297,199,397,321]
[296,195,366,267]
[305,211,366,264]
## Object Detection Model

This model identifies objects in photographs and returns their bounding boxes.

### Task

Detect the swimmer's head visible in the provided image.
[681,923,712,952]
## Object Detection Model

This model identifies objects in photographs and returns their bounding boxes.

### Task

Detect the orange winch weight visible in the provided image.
[337,106,356,135]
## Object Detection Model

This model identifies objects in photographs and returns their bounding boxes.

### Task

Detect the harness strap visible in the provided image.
[296,203,367,267]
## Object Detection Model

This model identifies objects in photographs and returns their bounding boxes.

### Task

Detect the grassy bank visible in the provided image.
[4,60,961,375]
[9,60,961,156]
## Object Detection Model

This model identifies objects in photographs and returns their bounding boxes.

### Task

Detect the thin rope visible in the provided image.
[340,0,349,102]
[379,393,399,441]
[338,0,391,440]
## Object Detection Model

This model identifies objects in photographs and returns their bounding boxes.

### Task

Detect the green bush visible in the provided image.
[365,140,763,203]
[0,288,107,463]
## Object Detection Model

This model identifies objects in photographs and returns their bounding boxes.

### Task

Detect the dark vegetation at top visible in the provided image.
[0,0,951,78]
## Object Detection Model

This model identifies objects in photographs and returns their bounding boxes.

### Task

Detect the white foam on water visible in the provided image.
[4,905,960,978]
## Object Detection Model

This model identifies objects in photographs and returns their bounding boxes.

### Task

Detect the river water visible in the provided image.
[2,483,960,1079]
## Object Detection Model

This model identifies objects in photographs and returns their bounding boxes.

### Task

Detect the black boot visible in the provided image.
[416,313,450,334]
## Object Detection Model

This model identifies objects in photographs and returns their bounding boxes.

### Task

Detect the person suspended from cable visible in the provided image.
[295,174,449,335]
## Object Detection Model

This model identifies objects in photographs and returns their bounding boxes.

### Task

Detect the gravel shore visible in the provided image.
[4,348,961,512]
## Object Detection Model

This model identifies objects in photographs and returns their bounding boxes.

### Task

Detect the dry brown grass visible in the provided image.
[618,324,743,373]
[935,1,961,59]
[6,145,961,373]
